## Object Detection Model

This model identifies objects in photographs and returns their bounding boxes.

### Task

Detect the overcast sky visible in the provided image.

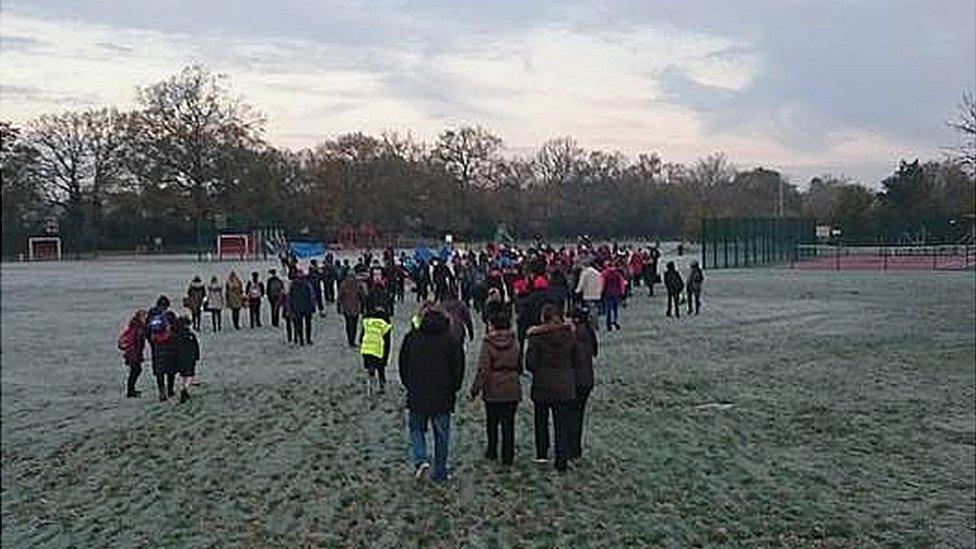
[1,1,973,186]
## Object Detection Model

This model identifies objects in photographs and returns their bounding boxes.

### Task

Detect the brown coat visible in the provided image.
[470,330,522,402]
[337,276,366,316]
[526,322,577,402]
[225,277,245,309]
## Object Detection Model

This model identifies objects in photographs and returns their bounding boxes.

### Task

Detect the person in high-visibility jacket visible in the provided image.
[360,305,393,395]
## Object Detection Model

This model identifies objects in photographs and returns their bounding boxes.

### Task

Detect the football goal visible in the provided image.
[28,236,62,261]
[216,233,253,260]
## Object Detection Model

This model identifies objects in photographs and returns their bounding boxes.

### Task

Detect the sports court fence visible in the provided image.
[791,244,976,271]
[700,217,815,270]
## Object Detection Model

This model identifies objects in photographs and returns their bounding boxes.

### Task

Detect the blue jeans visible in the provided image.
[408,410,451,482]
[605,295,620,329]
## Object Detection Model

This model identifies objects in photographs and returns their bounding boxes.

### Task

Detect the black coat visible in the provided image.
[398,313,465,415]
[517,288,554,345]
[664,269,684,294]
[175,328,200,376]
[573,323,598,388]
[526,322,578,402]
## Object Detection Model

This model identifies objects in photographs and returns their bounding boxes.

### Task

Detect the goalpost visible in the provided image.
[216,233,253,260]
[28,236,62,261]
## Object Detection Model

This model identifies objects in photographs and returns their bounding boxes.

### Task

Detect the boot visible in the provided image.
[179,389,189,403]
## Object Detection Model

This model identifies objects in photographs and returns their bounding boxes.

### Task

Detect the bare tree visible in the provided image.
[133,65,264,252]
[947,89,976,174]
[433,126,503,189]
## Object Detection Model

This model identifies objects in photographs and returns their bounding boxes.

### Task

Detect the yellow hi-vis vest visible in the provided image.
[360,317,392,358]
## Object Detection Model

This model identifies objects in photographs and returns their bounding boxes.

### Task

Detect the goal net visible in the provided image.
[216,233,253,260]
[28,237,62,261]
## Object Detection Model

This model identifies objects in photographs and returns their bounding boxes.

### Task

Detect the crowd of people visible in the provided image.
[117,239,705,482]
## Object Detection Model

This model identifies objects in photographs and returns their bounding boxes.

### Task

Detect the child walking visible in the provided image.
[174,316,200,403]
[360,304,393,396]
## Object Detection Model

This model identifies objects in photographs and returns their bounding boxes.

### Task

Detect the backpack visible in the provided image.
[147,311,172,344]
[117,325,135,352]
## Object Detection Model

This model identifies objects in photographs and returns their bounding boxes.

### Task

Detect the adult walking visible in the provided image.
[289,271,315,345]
[568,306,597,460]
[601,264,627,331]
[338,272,367,347]
[574,261,603,331]
[526,304,578,472]
[399,306,465,483]
[469,306,522,465]
[226,271,245,329]
[687,261,704,315]
[186,276,206,331]
[664,261,684,318]
[266,268,284,327]
[205,276,224,332]
[246,271,264,328]
[441,289,475,348]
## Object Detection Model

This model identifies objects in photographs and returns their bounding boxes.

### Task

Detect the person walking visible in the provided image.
[266,269,284,327]
[601,264,627,331]
[360,304,393,395]
[398,306,465,483]
[205,276,224,332]
[186,276,206,331]
[568,306,597,460]
[664,261,684,318]
[146,296,177,402]
[526,304,578,472]
[338,273,367,347]
[574,261,603,331]
[290,270,315,345]
[117,309,148,398]
[173,316,200,403]
[226,271,245,329]
[469,306,522,465]
[309,259,326,317]
[687,261,704,315]
[441,289,475,348]
[246,271,265,328]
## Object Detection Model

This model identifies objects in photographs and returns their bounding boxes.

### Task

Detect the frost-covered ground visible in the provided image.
[2,257,974,547]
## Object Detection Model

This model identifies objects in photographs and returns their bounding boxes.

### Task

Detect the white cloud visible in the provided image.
[0,7,949,184]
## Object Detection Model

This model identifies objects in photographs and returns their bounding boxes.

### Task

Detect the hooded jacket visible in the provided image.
[398,312,465,415]
[338,276,367,316]
[187,280,206,310]
[470,329,522,402]
[526,322,578,402]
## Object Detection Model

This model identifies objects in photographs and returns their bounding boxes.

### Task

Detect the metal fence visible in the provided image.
[700,217,815,269]
[792,244,976,271]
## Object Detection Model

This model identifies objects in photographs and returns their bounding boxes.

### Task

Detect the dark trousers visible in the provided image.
[314,286,324,313]
[485,401,517,464]
[285,315,293,342]
[533,400,574,471]
[687,288,701,314]
[190,307,202,331]
[324,280,335,303]
[569,386,592,459]
[126,363,142,395]
[231,307,241,329]
[155,372,175,397]
[294,313,312,345]
[343,314,359,347]
[210,309,222,332]
[269,297,281,327]
[249,303,262,328]
[667,292,681,318]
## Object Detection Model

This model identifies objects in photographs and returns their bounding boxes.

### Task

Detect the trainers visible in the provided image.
[414,462,430,479]
[533,457,548,464]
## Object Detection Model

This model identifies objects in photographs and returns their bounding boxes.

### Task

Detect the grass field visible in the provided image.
[2,257,974,548]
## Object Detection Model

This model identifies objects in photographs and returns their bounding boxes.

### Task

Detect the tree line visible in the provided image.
[2,66,974,256]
